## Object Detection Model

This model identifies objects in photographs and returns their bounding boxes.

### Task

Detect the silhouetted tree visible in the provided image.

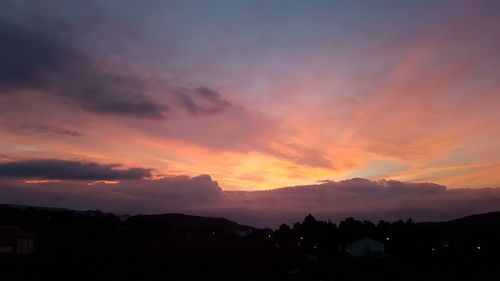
[274,223,295,247]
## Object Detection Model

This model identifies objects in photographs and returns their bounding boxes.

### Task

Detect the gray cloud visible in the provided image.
[0,159,151,180]
[0,173,222,214]
[0,17,75,89]
[0,16,168,119]
[176,87,231,116]
[194,87,231,107]
[6,123,83,137]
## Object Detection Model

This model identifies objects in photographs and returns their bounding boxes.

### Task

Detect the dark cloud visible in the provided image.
[194,87,231,107]
[115,174,223,207]
[176,87,231,116]
[0,18,75,89]
[0,17,168,119]
[70,74,169,119]
[0,173,222,214]
[7,123,83,137]
[0,159,151,180]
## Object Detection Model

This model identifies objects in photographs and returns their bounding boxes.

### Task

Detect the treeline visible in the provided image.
[274,214,459,257]
[273,213,500,257]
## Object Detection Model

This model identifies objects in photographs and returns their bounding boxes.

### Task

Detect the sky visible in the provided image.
[1,0,500,226]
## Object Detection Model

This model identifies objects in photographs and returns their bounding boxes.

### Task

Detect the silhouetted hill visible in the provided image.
[446,211,500,230]
[127,213,254,231]
[417,211,500,228]
[2,203,500,234]
[0,204,254,234]
[414,211,500,256]
[416,211,500,239]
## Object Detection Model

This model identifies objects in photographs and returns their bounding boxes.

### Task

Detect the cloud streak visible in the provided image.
[0,159,151,180]
[5,123,83,137]
[176,87,231,116]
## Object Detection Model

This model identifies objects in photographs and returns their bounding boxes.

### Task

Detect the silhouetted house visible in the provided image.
[345,237,385,257]
[0,226,35,254]
[234,227,253,237]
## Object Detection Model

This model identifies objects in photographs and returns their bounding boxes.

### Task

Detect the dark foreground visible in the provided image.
[2,251,500,281]
[2,204,500,281]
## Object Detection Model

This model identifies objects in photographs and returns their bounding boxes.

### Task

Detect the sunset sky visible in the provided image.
[1,1,500,226]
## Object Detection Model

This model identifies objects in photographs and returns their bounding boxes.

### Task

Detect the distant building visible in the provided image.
[234,227,253,237]
[345,237,385,257]
[0,226,35,254]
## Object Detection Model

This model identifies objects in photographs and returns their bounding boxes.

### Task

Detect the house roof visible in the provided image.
[0,226,35,238]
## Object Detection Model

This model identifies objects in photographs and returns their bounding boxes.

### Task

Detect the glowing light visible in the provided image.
[25,180,60,184]
[87,180,119,185]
